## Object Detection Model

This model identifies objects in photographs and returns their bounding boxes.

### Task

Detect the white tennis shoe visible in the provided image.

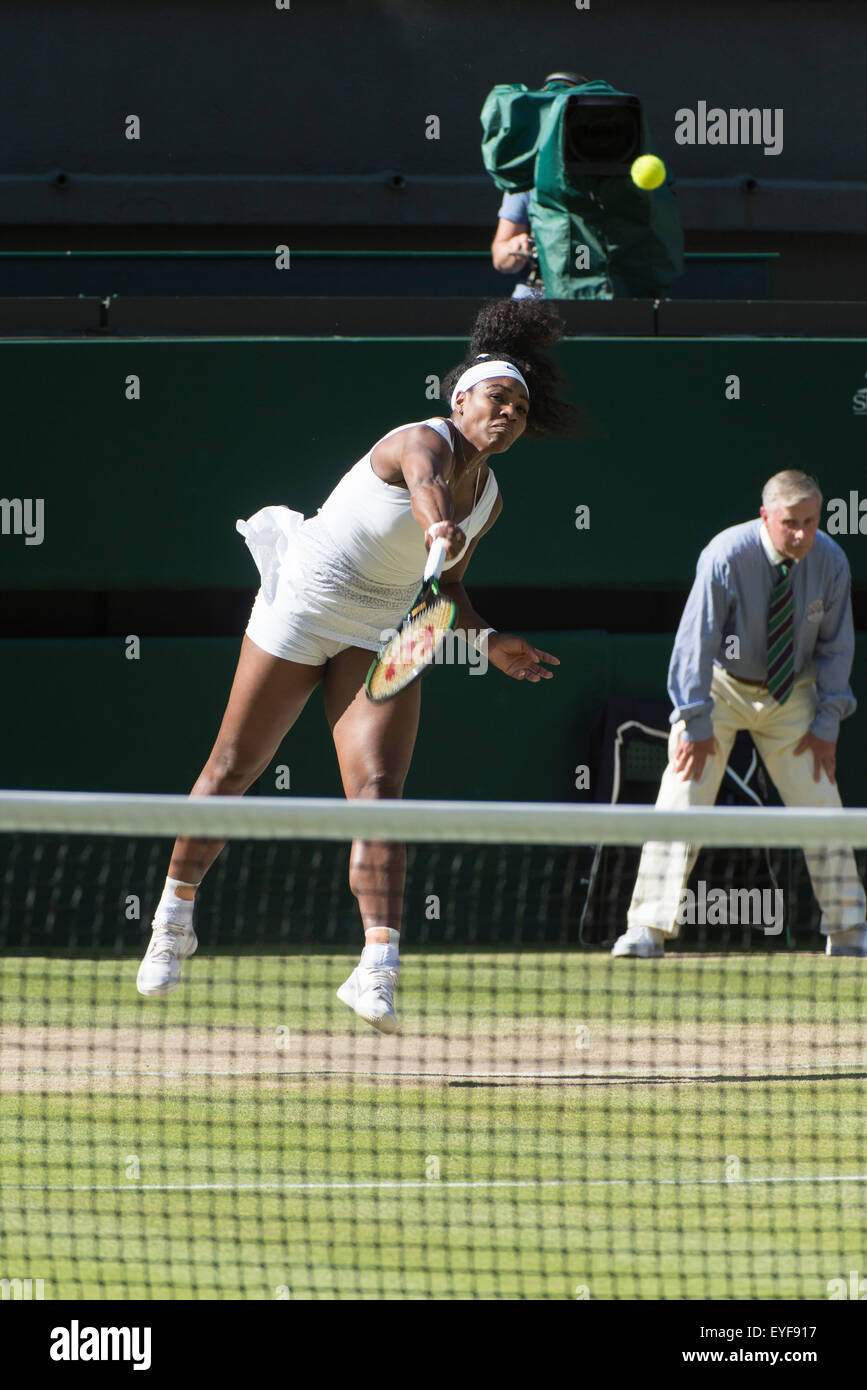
[611,926,665,959]
[825,925,867,958]
[136,922,198,997]
[337,964,399,1033]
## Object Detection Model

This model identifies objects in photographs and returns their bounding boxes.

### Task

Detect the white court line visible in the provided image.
[3,1174,867,1193]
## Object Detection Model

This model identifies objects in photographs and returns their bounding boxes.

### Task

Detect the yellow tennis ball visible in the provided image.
[630,155,666,190]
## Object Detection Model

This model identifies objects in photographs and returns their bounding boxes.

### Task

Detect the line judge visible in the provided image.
[611,470,867,960]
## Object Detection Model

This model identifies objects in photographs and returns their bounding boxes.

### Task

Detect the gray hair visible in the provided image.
[762,470,822,511]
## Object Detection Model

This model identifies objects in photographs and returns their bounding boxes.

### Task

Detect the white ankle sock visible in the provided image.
[154,877,200,928]
[361,927,400,972]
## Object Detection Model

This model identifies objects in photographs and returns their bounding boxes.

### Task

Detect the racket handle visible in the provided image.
[424,536,448,582]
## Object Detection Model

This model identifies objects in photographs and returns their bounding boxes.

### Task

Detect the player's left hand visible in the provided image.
[793,730,836,784]
[487,633,559,683]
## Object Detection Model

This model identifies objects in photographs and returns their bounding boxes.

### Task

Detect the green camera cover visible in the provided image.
[481,79,683,299]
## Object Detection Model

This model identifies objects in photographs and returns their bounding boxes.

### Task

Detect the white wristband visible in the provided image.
[473,628,496,653]
[426,521,449,539]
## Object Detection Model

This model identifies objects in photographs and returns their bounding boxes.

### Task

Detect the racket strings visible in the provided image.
[367,596,456,700]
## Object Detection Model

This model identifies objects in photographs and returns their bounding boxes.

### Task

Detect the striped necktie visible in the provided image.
[766,561,794,704]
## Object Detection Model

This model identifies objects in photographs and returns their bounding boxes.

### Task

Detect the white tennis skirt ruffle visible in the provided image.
[236,505,420,653]
[236,505,304,605]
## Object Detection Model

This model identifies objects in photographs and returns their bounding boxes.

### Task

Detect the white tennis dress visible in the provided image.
[238,418,500,664]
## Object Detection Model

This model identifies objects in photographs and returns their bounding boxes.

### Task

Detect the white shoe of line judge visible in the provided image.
[610,923,867,959]
[610,926,666,959]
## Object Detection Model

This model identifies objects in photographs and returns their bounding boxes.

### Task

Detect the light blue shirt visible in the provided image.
[496,191,542,298]
[498,190,531,224]
[669,519,856,743]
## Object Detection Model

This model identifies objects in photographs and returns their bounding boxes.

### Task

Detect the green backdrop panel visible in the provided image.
[1,338,866,590]
[0,632,608,802]
[2,630,865,806]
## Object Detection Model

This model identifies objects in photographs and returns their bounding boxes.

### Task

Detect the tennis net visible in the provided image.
[1,792,866,1301]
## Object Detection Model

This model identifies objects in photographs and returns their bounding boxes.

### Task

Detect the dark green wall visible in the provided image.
[0,633,610,802]
[3,335,867,806]
[2,338,867,590]
[3,630,867,807]
[0,1,863,237]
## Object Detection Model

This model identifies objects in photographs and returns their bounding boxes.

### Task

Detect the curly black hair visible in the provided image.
[441,299,581,440]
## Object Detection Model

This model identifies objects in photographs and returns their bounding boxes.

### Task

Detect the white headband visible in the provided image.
[450,358,529,410]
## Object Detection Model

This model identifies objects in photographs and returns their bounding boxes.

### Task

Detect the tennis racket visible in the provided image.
[365,538,457,702]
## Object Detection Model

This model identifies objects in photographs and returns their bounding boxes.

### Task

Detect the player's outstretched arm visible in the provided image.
[439,495,557,683]
[400,426,465,558]
[486,634,559,682]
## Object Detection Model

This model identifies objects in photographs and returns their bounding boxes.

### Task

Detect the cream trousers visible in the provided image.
[627,664,865,938]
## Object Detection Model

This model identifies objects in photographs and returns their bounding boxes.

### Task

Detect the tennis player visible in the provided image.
[611,470,867,959]
[137,300,578,1030]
